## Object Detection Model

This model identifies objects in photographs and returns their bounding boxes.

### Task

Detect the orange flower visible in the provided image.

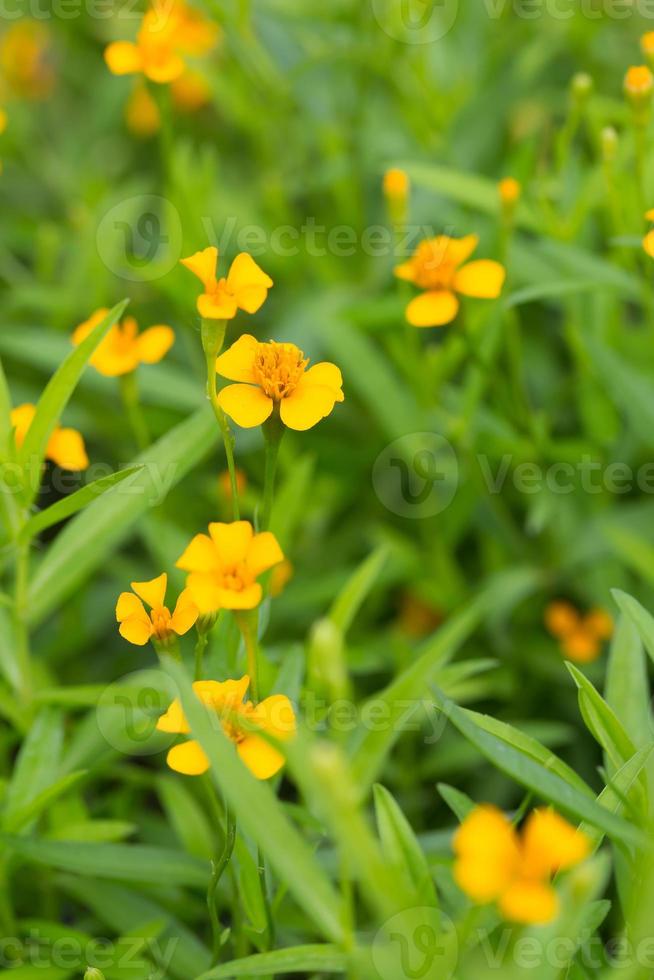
[624,65,654,100]
[72,309,174,377]
[383,168,409,199]
[116,573,198,647]
[177,520,284,614]
[215,334,344,431]
[181,246,273,320]
[0,21,55,100]
[545,600,613,664]
[394,235,505,327]
[11,403,88,471]
[156,675,296,779]
[499,177,521,206]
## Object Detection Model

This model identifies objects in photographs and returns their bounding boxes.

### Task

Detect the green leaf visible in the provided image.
[566,662,638,773]
[613,589,654,669]
[19,465,144,542]
[235,835,268,935]
[4,771,87,834]
[605,613,653,749]
[162,657,345,944]
[18,300,128,505]
[2,708,63,829]
[156,774,213,861]
[28,406,219,625]
[1,835,209,887]
[586,339,654,446]
[373,784,437,906]
[432,690,645,847]
[329,545,387,634]
[582,746,654,851]
[196,945,347,979]
[437,783,476,822]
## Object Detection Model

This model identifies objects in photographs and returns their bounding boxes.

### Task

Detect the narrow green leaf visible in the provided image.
[4,770,87,834]
[605,613,652,749]
[2,708,63,828]
[613,589,654,668]
[566,662,638,773]
[582,746,654,851]
[373,784,437,906]
[156,774,213,861]
[196,945,348,979]
[437,783,476,822]
[329,545,387,634]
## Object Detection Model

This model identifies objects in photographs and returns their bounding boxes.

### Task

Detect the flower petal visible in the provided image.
[453,805,520,902]
[143,50,186,84]
[302,362,344,401]
[185,572,222,614]
[498,880,559,926]
[170,589,199,636]
[215,584,262,610]
[71,309,110,347]
[181,246,218,290]
[46,428,89,471]
[453,259,506,299]
[208,521,253,565]
[246,531,284,577]
[104,41,143,76]
[521,808,589,879]
[10,403,36,449]
[279,384,341,431]
[227,253,273,313]
[444,234,479,267]
[176,534,218,573]
[215,334,258,383]
[198,289,238,320]
[406,290,459,328]
[131,573,167,610]
[394,260,417,283]
[157,697,190,734]
[116,591,148,623]
[166,740,210,776]
[218,383,273,429]
[137,325,175,364]
[644,230,654,258]
[237,736,285,780]
[119,615,154,646]
[193,676,250,709]
[250,694,297,741]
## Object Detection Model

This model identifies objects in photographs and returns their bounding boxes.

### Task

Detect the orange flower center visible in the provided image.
[252,342,308,400]
[411,241,456,290]
[219,561,254,593]
[151,605,173,642]
[219,700,255,744]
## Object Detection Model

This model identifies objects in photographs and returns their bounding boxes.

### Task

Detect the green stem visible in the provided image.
[236,611,260,702]
[261,414,284,531]
[635,121,649,217]
[194,630,208,680]
[119,371,149,452]
[14,540,31,706]
[202,320,241,521]
[201,776,235,966]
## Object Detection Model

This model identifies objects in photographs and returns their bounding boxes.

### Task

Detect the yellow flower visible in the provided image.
[177,520,284,614]
[11,403,89,471]
[454,805,589,925]
[156,675,296,779]
[0,21,55,100]
[116,573,198,646]
[215,334,344,431]
[180,246,273,320]
[0,108,7,135]
[125,81,161,137]
[171,70,212,111]
[643,209,654,258]
[72,309,174,377]
[499,177,521,206]
[624,65,654,105]
[394,235,506,328]
[383,168,409,199]
[544,600,613,664]
[642,32,654,58]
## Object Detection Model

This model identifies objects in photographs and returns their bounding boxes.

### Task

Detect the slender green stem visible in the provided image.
[201,775,235,966]
[261,432,281,532]
[635,121,649,218]
[236,611,260,702]
[194,630,208,680]
[119,371,149,452]
[202,320,241,521]
[14,540,31,706]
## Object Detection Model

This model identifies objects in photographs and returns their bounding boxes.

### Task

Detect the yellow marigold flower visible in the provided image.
[156,675,296,779]
[116,573,198,646]
[0,21,55,100]
[584,608,613,641]
[499,177,521,206]
[394,235,506,328]
[215,334,344,431]
[11,403,88,471]
[545,600,611,664]
[643,32,654,58]
[624,65,654,102]
[177,520,284,614]
[181,246,273,320]
[171,70,212,111]
[544,600,579,639]
[125,81,161,137]
[383,168,409,199]
[72,309,174,377]
[454,805,589,925]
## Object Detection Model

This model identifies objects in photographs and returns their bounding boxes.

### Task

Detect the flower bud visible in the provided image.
[85,970,106,980]
[624,66,653,123]
[601,126,618,164]
[383,168,410,224]
[571,72,593,106]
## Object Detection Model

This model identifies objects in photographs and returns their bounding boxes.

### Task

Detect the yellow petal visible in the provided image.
[646,208,654,221]
[137,325,175,364]
[453,805,520,902]
[176,534,219,572]
[166,740,210,776]
[131,572,167,610]
[246,531,284,577]
[208,521,254,565]
[453,259,506,299]
[521,808,589,878]
[10,403,36,448]
[406,290,459,328]
[185,572,222,614]
[119,615,154,646]
[198,289,238,320]
[444,234,479,267]
[217,383,273,428]
[279,383,340,431]
[237,736,285,780]
[227,253,274,314]
[46,427,89,471]
[104,41,143,76]
[302,362,344,401]
[215,334,258,383]
[181,246,218,290]
[250,694,297,741]
[498,880,559,925]
[156,697,190,734]
[644,230,654,258]
[193,676,249,709]
[116,591,148,623]
[394,260,417,283]
[71,309,110,347]
[142,49,186,84]
[215,583,262,610]
[170,589,199,636]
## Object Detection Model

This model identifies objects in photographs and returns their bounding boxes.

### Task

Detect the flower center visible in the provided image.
[219,700,255,744]
[252,341,308,400]
[412,241,456,290]
[151,605,173,641]
[219,561,253,593]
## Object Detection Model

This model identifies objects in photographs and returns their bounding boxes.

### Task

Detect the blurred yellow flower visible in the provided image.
[177,520,284,614]
[125,81,161,137]
[270,559,293,598]
[116,573,198,646]
[642,32,654,58]
[181,246,273,320]
[0,21,55,100]
[215,334,344,430]
[72,309,174,377]
[218,467,247,499]
[383,167,409,199]
[0,108,7,134]
[545,600,613,664]
[643,209,654,258]
[624,65,654,103]
[499,176,521,206]
[11,403,88,471]
[395,235,505,327]
[454,805,589,925]
[157,675,296,778]
[171,69,212,111]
